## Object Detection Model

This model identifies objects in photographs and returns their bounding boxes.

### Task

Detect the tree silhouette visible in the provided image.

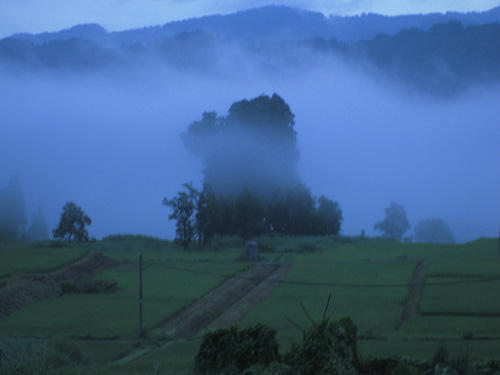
[28,206,50,241]
[182,94,299,199]
[163,183,198,250]
[53,202,92,242]
[374,202,410,241]
[0,176,27,241]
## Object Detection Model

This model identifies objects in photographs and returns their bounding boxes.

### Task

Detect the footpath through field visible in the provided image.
[395,259,429,331]
[159,262,293,339]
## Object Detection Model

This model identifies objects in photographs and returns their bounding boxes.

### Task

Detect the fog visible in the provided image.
[1,50,499,243]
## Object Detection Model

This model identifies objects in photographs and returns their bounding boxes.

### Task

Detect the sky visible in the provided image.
[1,0,500,38]
[1,0,499,243]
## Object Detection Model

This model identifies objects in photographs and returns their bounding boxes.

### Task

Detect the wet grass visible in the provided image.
[1,236,500,372]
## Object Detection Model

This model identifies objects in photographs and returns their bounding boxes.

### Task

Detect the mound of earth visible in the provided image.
[0,252,117,318]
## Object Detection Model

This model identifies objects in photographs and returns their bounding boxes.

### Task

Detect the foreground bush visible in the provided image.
[194,317,359,375]
[284,318,358,375]
[194,324,279,375]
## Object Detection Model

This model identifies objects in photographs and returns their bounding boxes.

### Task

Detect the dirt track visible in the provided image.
[395,259,429,331]
[160,262,293,338]
[0,252,117,318]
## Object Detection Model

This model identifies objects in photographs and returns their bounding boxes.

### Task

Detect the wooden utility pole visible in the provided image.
[139,253,143,337]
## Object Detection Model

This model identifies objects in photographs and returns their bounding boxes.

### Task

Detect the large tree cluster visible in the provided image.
[182,94,299,199]
[165,94,343,249]
[0,176,50,242]
[164,182,342,250]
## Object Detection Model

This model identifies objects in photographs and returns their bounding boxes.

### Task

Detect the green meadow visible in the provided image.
[1,236,499,374]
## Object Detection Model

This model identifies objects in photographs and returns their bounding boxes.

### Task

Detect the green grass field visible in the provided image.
[0,241,87,274]
[1,236,499,374]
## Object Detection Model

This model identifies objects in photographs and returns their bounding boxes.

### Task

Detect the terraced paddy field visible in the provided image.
[0,236,499,374]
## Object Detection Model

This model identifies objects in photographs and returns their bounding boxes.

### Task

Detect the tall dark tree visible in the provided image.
[195,183,218,248]
[0,176,27,241]
[28,206,50,242]
[316,196,343,235]
[163,183,198,250]
[182,94,299,199]
[374,202,410,241]
[285,183,317,235]
[53,201,92,242]
[234,189,265,241]
[212,195,235,244]
[266,189,289,234]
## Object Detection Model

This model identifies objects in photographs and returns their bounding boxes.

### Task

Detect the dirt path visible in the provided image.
[160,263,293,339]
[395,259,430,331]
[0,252,117,318]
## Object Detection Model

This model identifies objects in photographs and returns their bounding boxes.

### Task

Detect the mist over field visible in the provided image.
[1,39,499,243]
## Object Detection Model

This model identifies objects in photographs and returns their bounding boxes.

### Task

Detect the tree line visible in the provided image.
[163,182,343,250]
[0,176,50,242]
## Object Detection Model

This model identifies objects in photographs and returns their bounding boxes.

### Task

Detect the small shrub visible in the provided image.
[338,316,359,364]
[284,320,358,375]
[195,324,279,375]
[363,356,400,374]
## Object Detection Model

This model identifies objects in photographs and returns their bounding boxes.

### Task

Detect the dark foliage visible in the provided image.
[167,182,343,243]
[374,202,410,242]
[284,319,358,375]
[27,206,50,242]
[163,183,198,250]
[0,176,27,241]
[60,280,118,294]
[234,189,265,241]
[355,21,500,93]
[195,324,279,375]
[52,201,92,243]
[414,217,455,243]
[182,94,299,199]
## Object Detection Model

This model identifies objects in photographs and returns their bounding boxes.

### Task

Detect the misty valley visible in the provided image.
[1,4,500,375]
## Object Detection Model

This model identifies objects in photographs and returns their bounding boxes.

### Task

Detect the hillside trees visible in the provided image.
[27,206,50,241]
[0,176,27,241]
[234,189,265,240]
[165,94,343,245]
[164,183,343,247]
[182,94,299,199]
[414,217,454,243]
[374,201,410,241]
[53,201,92,242]
[316,196,343,235]
[162,183,198,250]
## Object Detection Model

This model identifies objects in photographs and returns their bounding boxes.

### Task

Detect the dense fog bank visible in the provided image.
[1,54,498,242]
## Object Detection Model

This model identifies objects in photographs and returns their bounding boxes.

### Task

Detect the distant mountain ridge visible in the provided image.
[2,6,500,95]
[6,5,500,45]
